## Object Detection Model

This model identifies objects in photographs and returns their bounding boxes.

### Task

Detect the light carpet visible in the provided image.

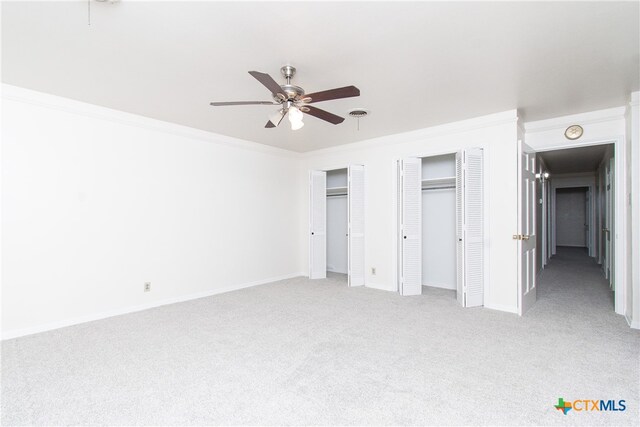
[2,248,639,425]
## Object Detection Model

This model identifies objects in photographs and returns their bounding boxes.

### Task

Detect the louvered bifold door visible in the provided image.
[400,158,422,296]
[455,152,465,306]
[309,170,327,279]
[463,148,484,307]
[348,165,365,286]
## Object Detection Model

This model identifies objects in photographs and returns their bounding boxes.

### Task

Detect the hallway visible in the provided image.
[534,246,616,324]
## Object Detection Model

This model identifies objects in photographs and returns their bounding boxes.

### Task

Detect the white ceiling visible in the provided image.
[2,1,638,152]
[539,144,612,174]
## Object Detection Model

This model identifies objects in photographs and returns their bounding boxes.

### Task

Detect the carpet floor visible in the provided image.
[2,248,638,425]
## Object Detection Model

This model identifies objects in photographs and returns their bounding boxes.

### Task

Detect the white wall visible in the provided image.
[628,92,639,328]
[422,188,456,289]
[1,85,301,338]
[422,154,456,290]
[555,188,587,247]
[422,154,455,179]
[326,169,348,188]
[327,195,348,274]
[300,110,520,313]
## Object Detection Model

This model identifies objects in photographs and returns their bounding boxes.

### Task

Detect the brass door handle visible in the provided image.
[521,235,530,241]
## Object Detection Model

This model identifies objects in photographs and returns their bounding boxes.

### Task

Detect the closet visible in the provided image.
[327,169,348,278]
[397,149,484,307]
[309,165,365,286]
[422,154,457,291]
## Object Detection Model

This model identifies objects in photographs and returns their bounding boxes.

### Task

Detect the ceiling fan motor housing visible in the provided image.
[275,65,305,101]
[276,84,305,102]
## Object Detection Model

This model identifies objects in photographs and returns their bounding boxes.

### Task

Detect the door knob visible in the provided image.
[404,236,407,239]
[311,232,315,235]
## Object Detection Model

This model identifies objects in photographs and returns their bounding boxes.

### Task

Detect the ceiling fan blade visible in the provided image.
[304,105,345,125]
[304,85,360,104]
[248,71,288,98]
[210,101,277,106]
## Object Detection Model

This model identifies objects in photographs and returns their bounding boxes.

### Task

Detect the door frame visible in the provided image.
[528,137,626,316]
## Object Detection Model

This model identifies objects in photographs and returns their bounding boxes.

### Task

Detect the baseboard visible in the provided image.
[2,272,304,341]
[484,302,519,314]
[365,282,396,292]
[422,282,456,291]
[626,313,640,329]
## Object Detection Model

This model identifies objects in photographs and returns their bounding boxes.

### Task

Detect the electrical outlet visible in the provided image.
[144,282,151,292]
[371,267,376,275]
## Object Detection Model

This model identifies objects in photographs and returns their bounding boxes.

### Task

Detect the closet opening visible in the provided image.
[326,169,348,284]
[309,165,365,286]
[421,154,457,297]
[397,149,484,307]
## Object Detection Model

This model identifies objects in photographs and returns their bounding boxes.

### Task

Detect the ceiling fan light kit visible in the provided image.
[210,65,360,131]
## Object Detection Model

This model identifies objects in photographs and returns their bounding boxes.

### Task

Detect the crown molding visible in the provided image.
[301,109,518,158]
[1,84,301,159]
[524,106,626,133]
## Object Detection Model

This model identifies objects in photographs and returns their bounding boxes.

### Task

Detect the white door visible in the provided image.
[309,170,327,279]
[609,157,615,289]
[455,152,465,306]
[585,189,591,255]
[399,158,422,296]
[518,140,537,315]
[348,165,365,286]
[455,149,484,307]
[463,148,484,307]
[603,163,610,280]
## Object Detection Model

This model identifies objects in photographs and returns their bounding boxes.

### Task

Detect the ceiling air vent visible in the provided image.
[349,109,369,130]
[348,109,369,118]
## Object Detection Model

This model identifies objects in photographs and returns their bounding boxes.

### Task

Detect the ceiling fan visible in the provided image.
[210,65,360,130]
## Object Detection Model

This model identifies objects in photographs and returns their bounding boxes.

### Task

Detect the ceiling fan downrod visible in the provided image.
[281,65,296,85]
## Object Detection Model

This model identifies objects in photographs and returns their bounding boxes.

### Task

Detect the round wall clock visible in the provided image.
[564,124,584,140]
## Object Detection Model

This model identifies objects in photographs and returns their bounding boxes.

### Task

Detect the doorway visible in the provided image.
[555,187,589,250]
[522,143,618,313]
